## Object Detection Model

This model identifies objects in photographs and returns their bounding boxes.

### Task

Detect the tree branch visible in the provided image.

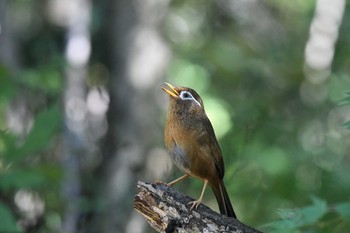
[134,181,263,233]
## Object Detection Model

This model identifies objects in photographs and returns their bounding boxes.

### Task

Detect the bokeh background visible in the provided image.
[1,0,350,232]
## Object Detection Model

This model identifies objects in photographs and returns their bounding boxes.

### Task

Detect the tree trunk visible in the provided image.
[61,0,92,232]
[90,0,170,232]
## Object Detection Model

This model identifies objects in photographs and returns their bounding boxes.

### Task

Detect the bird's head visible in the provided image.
[162,82,204,116]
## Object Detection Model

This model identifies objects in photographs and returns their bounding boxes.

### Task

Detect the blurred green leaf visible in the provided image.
[338,92,350,106]
[8,105,61,161]
[19,68,63,94]
[36,164,63,183]
[0,131,17,159]
[20,105,60,152]
[0,203,22,233]
[297,196,327,226]
[262,219,297,231]
[0,169,46,190]
[263,197,327,231]
[343,121,350,129]
[263,208,300,231]
[338,92,350,130]
[0,66,16,103]
[334,202,350,220]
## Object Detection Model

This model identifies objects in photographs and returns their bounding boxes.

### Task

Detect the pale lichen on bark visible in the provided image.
[134,181,263,233]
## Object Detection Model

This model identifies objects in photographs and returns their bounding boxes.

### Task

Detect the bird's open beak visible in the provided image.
[162,82,179,98]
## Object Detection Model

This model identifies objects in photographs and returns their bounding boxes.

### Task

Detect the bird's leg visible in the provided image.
[189,179,208,211]
[167,174,189,186]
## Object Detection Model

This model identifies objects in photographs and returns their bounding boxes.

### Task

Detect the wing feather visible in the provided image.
[196,116,225,179]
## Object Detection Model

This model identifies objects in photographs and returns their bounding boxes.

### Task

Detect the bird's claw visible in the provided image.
[188,200,202,211]
[155,180,170,186]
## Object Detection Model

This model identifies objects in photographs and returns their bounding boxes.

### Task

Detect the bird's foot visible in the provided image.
[155,174,190,186]
[155,180,169,186]
[188,198,202,211]
[167,174,189,186]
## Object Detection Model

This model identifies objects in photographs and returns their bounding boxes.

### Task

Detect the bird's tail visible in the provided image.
[211,180,236,218]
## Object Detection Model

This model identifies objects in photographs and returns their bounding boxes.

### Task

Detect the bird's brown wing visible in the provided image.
[197,116,225,179]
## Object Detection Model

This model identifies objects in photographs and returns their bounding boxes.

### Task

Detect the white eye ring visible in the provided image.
[180,91,193,100]
[179,91,201,107]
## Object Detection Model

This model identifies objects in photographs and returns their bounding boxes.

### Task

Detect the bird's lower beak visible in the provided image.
[162,82,179,98]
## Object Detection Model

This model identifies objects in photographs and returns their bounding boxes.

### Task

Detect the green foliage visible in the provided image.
[0,66,16,103]
[0,55,62,232]
[263,197,327,232]
[263,197,350,233]
[0,203,22,233]
[0,67,16,130]
[2,106,61,162]
[19,66,63,95]
[343,121,350,130]
[338,92,350,107]
[334,202,350,220]
[0,105,62,231]
[339,92,350,129]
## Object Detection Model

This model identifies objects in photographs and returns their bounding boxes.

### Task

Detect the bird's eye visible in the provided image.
[180,91,201,107]
[180,91,192,100]
[183,92,190,98]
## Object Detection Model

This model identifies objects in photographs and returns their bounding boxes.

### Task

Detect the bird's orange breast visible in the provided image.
[164,118,219,183]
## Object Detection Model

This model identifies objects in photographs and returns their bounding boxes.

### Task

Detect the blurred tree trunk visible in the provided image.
[0,0,20,72]
[89,0,170,232]
[0,0,30,136]
[61,0,92,233]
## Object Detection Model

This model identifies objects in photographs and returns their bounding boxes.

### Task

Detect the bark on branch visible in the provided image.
[134,181,263,233]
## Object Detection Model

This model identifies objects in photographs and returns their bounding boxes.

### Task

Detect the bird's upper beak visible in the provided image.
[162,82,179,98]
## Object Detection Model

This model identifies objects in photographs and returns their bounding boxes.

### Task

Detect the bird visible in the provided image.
[161,82,236,218]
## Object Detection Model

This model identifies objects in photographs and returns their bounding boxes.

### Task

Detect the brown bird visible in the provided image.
[162,82,236,218]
